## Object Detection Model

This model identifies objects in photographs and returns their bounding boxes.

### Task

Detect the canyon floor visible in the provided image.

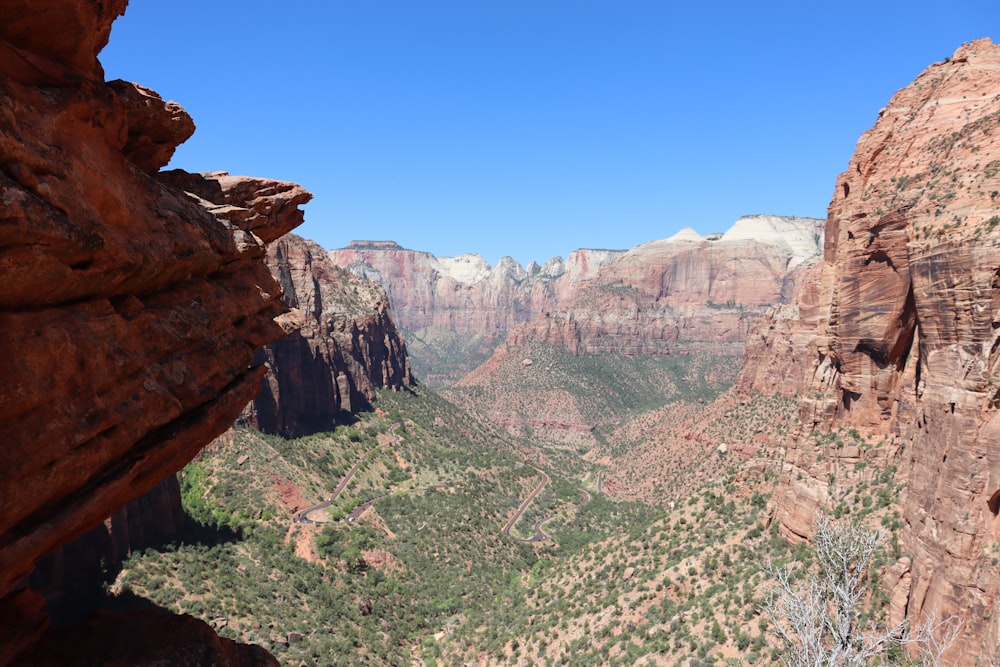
[93,350,909,667]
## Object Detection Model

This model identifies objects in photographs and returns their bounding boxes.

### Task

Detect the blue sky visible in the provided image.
[102,1,998,266]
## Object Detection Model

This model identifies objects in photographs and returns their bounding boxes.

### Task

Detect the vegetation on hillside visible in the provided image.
[401,326,500,388]
[110,387,656,666]
[444,343,738,452]
[107,354,929,666]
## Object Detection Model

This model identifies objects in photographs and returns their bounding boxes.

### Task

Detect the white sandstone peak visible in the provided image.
[720,215,824,267]
[667,227,703,242]
[435,253,491,285]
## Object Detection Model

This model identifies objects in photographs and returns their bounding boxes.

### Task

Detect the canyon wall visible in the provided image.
[754,39,1000,661]
[330,241,623,384]
[26,476,185,625]
[330,240,620,336]
[504,216,824,357]
[244,234,412,437]
[444,216,823,444]
[332,218,821,383]
[0,2,304,663]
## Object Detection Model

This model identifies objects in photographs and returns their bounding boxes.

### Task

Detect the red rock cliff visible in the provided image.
[504,216,824,357]
[243,234,412,437]
[330,241,623,384]
[0,2,304,664]
[330,241,619,338]
[759,39,1000,660]
[332,221,821,384]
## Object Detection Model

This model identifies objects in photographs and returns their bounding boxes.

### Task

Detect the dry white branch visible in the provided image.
[762,518,958,666]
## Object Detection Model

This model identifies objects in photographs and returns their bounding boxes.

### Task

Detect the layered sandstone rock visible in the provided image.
[331,241,620,336]
[760,39,1000,660]
[445,216,822,443]
[733,261,830,397]
[333,219,821,383]
[0,1,305,662]
[330,241,622,384]
[243,234,412,437]
[502,215,824,357]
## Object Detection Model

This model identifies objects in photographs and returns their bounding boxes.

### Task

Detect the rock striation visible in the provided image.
[507,215,824,357]
[243,234,412,437]
[330,241,620,337]
[0,1,305,663]
[751,39,1000,661]
[444,216,822,443]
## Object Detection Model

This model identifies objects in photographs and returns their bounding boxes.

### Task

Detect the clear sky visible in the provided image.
[101,1,998,266]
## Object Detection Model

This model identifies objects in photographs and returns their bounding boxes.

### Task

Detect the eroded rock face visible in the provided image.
[734,261,830,397]
[330,241,620,337]
[442,216,822,443]
[0,1,306,662]
[333,219,821,384]
[0,0,127,80]
[761,39,1000,660]
[244,234,412,437]
[495,216,824,357]
[330,241,623,384]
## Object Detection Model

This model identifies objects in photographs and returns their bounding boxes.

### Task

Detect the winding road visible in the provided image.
[503,469,596,543]
[292,423,602,547]
[502,469,549,537]
[519,489,591,542]
[292,424,400,525]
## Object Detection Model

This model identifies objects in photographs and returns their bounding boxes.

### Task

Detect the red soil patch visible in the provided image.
[270,473,308,512]
[361,549,402,573]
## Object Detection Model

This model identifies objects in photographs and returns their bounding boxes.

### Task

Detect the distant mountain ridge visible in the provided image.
[505,214,824,356]
[331,240,620,331]
[440,215,823,443]
[330,215,824,385]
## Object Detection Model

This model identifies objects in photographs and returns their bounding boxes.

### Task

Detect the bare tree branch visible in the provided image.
[762,518,959,667]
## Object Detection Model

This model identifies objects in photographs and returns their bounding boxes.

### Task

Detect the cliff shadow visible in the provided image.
[27,475,243,628]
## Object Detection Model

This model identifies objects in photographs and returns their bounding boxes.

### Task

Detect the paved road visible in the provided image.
[344,496,381,522]
[502,469,549,537]
[521,489,591,543]
[502,467,596,543]
[292,424,400,525]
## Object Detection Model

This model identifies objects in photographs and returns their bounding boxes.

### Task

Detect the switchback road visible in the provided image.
[502,469,549,537]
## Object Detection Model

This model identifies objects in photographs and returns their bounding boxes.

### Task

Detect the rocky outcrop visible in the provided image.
[244,234,412,437]
[0,1,305,663]
[761,39,1000,661]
